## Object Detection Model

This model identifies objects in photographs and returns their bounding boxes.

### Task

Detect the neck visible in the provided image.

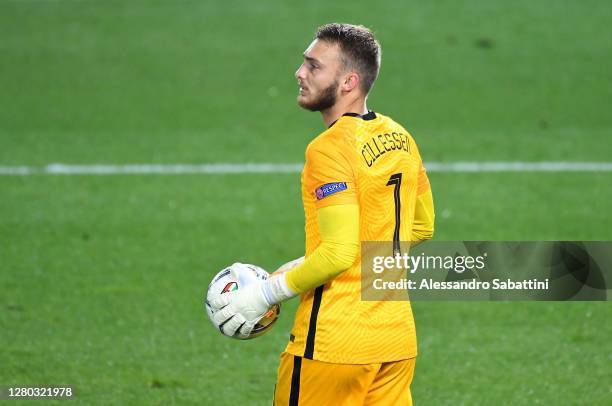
[321,96,368,127]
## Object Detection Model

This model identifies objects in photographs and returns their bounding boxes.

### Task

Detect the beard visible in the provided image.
[298,80,339,112]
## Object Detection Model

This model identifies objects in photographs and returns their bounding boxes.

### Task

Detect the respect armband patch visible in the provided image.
[315,182,348,200]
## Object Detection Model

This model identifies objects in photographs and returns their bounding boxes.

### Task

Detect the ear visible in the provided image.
[341,72,360,93]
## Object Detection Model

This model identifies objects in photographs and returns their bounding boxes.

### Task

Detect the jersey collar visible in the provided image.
[328,111,377,128]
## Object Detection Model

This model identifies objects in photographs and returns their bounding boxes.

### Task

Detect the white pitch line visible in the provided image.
[0,162,612,175]
[425,162,612,172]
[44,163,305,174]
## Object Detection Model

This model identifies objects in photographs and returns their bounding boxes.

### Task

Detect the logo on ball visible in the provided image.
[221,281,238,293]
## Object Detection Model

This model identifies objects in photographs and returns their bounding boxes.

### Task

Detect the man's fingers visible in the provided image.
[220,313,246,337]
[236,320,256,339]
[210,292,231,310]
[212,304,235,326]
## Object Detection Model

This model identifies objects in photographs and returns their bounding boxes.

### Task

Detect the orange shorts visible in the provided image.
[273,352,415,405]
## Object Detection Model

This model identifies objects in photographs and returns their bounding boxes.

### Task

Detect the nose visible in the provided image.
[295,63,306,81]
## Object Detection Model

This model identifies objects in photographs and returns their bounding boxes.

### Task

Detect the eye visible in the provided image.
[309,63,318,70]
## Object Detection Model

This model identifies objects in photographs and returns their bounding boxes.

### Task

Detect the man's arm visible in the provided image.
[273,256,304,276]
[282,204,359,294]
[411,189,435,242]
[409,163,435,247]
[210,204,359,338]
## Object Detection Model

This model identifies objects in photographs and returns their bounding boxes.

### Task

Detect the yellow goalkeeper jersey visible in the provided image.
[285,111,433,364]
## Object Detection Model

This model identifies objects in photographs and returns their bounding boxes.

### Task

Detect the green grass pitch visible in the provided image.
[1,1,611,404]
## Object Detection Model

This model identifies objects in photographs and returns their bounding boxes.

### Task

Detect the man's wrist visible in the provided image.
[261,273,296,305]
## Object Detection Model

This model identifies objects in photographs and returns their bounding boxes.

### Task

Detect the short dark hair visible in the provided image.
[315,23,381,95]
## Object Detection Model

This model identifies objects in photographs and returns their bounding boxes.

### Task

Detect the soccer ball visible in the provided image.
[205,263,280,339]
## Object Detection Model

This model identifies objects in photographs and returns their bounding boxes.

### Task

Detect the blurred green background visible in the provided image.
[1,1,611,404]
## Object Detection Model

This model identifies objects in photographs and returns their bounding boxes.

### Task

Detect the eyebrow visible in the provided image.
[303,54,321,65]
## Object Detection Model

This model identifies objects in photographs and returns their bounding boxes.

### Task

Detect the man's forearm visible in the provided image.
[285,204,359,294]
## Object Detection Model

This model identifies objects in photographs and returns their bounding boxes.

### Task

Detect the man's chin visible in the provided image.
[297,96,318,112]
[296,95,310,110]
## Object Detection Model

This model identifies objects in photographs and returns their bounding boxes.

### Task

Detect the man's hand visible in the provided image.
[209,260,298,339]
[210,282,271,339]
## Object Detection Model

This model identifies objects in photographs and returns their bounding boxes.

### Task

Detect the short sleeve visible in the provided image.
[303,142,357,208]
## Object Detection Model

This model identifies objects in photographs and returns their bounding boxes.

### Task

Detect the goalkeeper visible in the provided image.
[211,23,434,405]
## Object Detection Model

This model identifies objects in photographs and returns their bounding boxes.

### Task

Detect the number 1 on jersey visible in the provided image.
[386,173,402,256]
